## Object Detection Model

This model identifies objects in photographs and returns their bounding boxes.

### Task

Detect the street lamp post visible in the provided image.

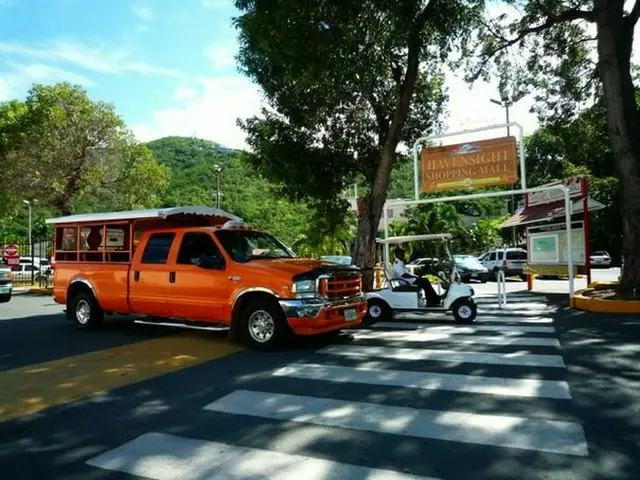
[212,164,223,209]
[491,97,518,247]
[22,200,32,252]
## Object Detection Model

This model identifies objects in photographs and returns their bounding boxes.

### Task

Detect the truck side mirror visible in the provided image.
[197,255,224,270]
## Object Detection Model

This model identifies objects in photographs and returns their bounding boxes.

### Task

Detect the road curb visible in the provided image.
[570,283,640,314]
[13,287,53,296]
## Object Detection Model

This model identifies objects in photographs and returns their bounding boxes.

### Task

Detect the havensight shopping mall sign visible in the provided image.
[421,136,518,193]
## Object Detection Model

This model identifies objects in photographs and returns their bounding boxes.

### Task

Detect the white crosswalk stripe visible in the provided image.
[318,344,566,367]
[370,322,556,334]
[204,390,587,456]
[87,292,588,478]
[87,432,436,480]
[351,330,561,347]
[273,363,572,399]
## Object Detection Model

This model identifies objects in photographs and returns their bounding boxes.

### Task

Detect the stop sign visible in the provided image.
[4,244,18,257]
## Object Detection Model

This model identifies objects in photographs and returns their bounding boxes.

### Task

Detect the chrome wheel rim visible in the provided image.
[458,305,472,319]
[369,304,382,318]
[76,299,91,324]
[248,310,275,343]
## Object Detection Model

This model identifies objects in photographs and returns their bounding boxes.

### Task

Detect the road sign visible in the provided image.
[3,244,20,267]
[4,244,18,257]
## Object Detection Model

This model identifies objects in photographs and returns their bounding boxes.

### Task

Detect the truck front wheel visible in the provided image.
[242,299,289,351]
[68,291,104,330]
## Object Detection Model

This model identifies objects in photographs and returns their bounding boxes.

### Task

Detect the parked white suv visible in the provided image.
[478,248,528,281]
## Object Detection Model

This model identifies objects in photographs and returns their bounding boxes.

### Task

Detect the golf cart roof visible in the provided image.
[377,233,453,245]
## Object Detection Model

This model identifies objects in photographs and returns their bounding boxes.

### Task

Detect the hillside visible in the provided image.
[145,136,310,245]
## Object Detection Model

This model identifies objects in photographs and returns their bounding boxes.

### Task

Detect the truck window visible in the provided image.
[177,233,221,265]
[489,252,496,261]
[141,233,175,264]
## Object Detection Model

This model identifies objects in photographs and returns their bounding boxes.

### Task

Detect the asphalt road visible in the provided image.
[1,291,639,479]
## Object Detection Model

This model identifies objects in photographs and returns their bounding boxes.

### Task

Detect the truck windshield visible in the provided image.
[215,230,295,263]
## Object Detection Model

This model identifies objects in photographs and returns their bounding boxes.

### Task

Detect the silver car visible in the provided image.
[0,261,13,303]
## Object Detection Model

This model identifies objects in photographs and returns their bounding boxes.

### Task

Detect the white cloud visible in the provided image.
[132,76,263,149]
[132,4,154,21]
[0,40,184,78]
[172,86,197,100]
[204,43,236,70]
[0,62,94,101]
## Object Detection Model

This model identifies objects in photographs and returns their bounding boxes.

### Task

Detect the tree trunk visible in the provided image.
[353,149,396,290]
[595,0,640,294]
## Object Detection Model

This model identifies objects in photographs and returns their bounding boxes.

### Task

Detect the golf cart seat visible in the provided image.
[384,266,422,293]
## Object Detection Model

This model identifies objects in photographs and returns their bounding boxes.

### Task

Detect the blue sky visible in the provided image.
[0,0,547,149]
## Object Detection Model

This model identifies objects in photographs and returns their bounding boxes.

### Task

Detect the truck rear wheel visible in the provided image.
[241,299,289,351]
[68,291,103,330]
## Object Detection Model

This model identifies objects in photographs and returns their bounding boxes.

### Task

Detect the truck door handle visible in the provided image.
[169,271,176,283]
[134,271,140,282]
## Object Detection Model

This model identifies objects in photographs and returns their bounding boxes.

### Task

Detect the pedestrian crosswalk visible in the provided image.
[86,292,588,479]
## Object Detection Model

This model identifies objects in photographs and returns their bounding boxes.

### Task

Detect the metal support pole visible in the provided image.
[216,175,220,209]
[505,104,517,247]
[564,187,575,298]
[383,206,390,266]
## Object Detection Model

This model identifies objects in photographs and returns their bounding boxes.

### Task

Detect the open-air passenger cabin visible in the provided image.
[45,207,243,264]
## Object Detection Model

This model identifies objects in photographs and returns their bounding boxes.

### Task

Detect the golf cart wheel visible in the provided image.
[365,298,391,323]
[452,298,476,324]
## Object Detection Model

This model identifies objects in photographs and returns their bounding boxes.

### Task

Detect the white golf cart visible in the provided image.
[365,234,477,324]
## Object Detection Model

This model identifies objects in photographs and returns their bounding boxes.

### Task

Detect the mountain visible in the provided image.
[145,136,310,245]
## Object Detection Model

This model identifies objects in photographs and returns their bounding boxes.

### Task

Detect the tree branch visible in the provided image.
[470,7,596,81]
[624,0,640,28]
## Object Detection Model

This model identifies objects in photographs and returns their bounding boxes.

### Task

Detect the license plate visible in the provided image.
[344,308,357,321]
[0,286,11,294]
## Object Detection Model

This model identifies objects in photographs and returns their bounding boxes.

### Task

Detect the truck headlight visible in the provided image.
[291,280,316,299]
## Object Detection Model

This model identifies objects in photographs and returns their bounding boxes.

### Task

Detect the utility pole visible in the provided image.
[212,164,223,209]
[490,96,518,247]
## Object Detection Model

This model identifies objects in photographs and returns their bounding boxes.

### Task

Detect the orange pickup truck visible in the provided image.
[46,206,366,350]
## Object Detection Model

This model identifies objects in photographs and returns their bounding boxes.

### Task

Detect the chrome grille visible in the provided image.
[320,272,361,299]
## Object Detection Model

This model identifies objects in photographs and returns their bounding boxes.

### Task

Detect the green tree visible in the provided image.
[146,136,311,245]
[292,208,356,258]
[468,0,640,292]
[234,0,484,287]
[1,82,169,216]
[525,101,622,263]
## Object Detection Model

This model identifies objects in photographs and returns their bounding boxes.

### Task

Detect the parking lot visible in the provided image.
[1,270,639,479]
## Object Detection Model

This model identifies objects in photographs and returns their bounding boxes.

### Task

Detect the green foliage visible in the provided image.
[292,209,356,258]
[387,197,508,261]
[233,0,484,271]
[525,104,622,260]
[0,82,169,218]
[146,136,312,246]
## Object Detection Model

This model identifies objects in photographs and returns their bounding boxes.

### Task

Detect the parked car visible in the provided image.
[453,254,489,283]
[479,247,528,281]
[590,251,612,268]
[10,262,44,282]
[0,260,13,302]
[407,257,439,276]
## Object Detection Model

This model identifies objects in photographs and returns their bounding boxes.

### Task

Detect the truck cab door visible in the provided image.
[129,232,176,317]
[167,231,228,322]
